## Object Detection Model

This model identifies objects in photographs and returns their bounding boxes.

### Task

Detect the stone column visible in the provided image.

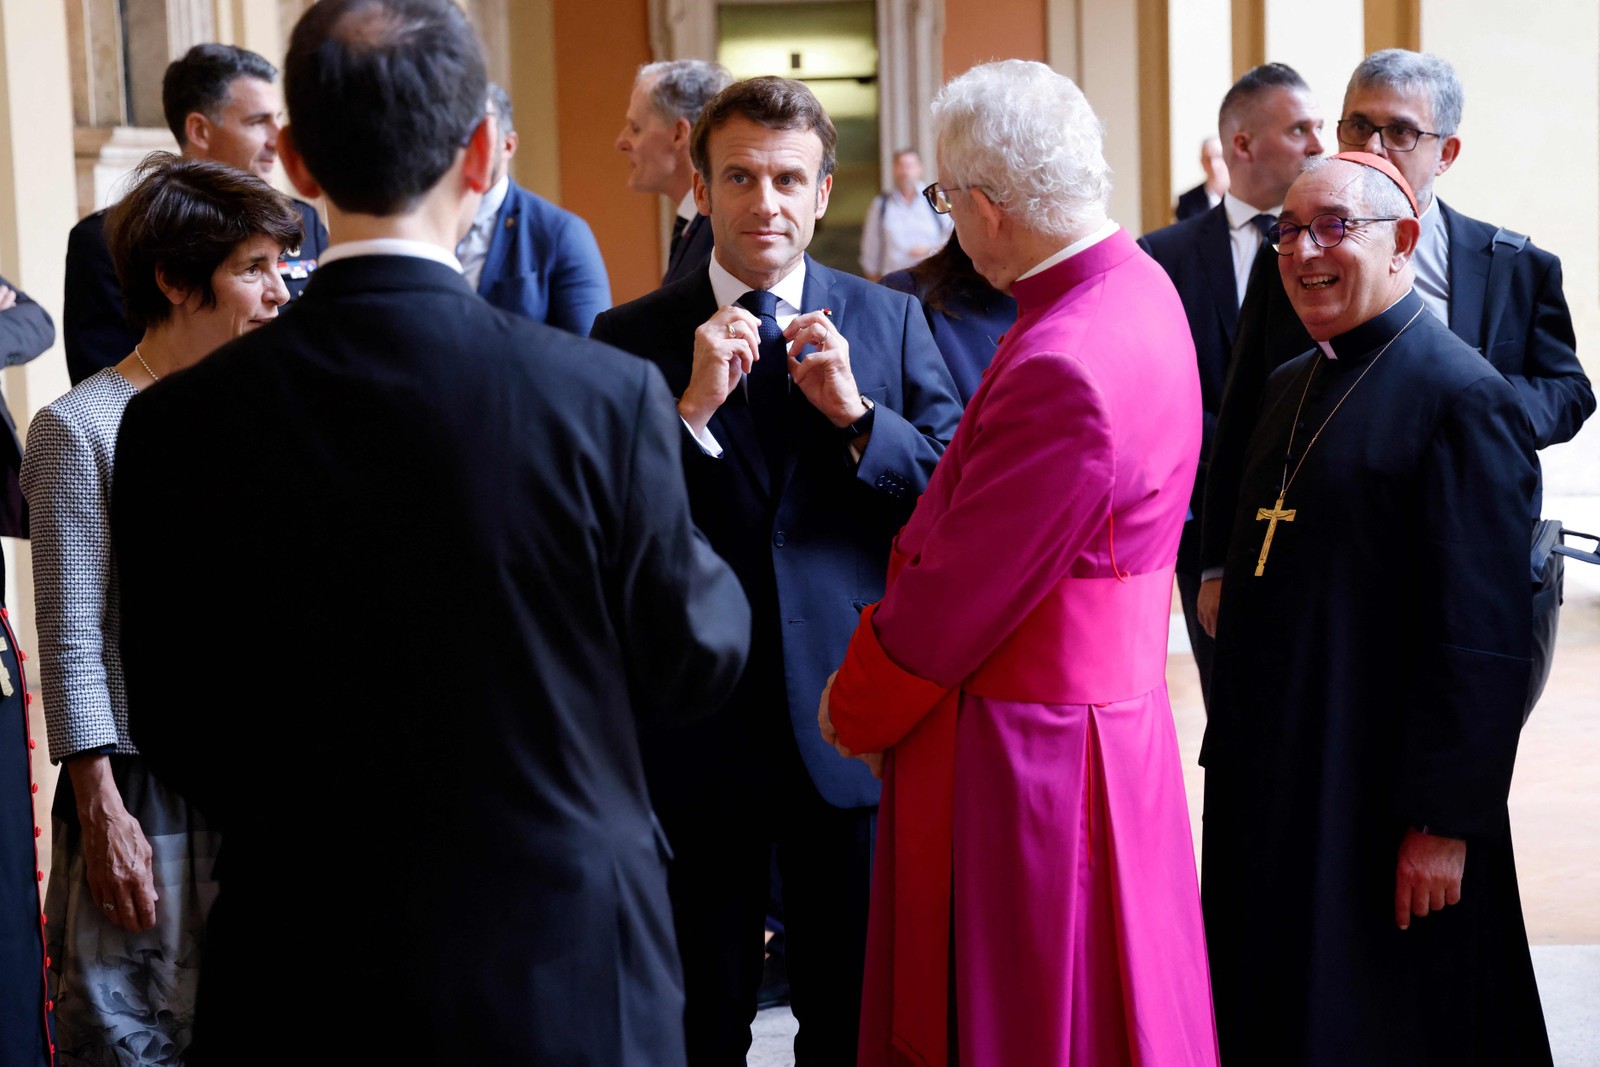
[0,0,82,849]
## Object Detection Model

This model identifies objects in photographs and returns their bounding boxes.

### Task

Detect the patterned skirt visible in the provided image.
[44,755,220,1066]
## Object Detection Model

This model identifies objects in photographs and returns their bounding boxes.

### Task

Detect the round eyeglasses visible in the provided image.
[1267,214,1401,255]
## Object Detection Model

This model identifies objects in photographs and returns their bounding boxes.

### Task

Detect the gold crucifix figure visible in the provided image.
[1253,494,1296,576]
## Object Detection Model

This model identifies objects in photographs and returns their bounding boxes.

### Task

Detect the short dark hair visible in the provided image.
[638,60,732,125]
[106,152,303,331]
[487,82,515,138]
[690,77,837,183]
[284,0,488,215]
[162,43,279,145]
[1219,62,1310,133]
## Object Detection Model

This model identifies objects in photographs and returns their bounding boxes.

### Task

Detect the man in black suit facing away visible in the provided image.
[114,2,750,1064]
[1139,62,1322,706]
[592,77,963,1065]
[64,43,329,385]
[1198,49,1594,645]
[615,60,734,285]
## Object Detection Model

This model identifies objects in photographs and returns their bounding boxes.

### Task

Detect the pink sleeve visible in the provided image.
[872,348,1115,688]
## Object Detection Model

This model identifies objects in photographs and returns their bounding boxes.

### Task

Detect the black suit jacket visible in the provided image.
[1201,200,1595,574]
[63,198,328,385]
[0,276,54,541]
[1139,203,1246,572]
[591,256,963,812]
[662,212,714,286]
[1175,182,1214,222]
[116,254,749,1065]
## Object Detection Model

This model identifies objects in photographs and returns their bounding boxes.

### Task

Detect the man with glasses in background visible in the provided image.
[1198,49,1594,648]
[1138,62,1323,709]
[1201,151,1553,1066]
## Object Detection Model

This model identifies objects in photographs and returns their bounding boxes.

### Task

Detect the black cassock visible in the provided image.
[1201,290,1552,1066]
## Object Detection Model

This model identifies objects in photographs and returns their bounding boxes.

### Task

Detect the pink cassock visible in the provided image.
[830,229,1219,1067]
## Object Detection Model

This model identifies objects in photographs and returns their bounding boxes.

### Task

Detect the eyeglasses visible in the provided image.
[922,182,980,215]
[1266,214,1401,255]
[1335,118,1442,153]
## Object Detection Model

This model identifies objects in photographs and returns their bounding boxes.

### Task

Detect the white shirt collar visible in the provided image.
[708,254,807,317]
[318,238,463,273]
[1016,220,1120,282]
[469,175,511,231]
[676,188,698,222]
[1224,192,1280,231]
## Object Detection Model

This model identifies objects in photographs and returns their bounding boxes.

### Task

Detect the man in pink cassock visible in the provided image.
[818,60,1219,1067]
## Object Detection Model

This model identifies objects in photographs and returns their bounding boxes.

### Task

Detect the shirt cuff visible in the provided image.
[681,416,723,457]
[1201,566,1224,582]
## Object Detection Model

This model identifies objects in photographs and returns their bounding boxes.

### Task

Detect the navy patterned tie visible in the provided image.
[736,289,789,475]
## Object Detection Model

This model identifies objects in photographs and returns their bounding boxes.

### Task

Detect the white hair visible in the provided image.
[932,60,1112,240]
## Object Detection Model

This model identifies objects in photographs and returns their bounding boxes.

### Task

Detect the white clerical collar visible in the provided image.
[1015,220,1120,282]
[676,188,698,223]
[708,253,807,317]
[1315,291,1413,360]
[319,238,463,272]
[469,175,511,232]
[1224,192,1280,231]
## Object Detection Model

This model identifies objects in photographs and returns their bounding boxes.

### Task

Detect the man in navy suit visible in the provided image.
[1199,49,1595,643]
[114,2,750,1062]
[457,83,610,334]
[1139,62,1322,707]
[63,43,328,385]
[1173,135,1229,221]
[614,60,732,285]
[592,76,962,1066]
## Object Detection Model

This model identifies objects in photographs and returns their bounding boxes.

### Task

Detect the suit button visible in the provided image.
[773,531,786,548]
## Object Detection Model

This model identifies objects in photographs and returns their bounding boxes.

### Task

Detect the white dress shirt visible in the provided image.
[320,237,463,272]
[859,189,953,277]
[1224,193,1279,308]
[455,174,511,290]
[682,256,810,457]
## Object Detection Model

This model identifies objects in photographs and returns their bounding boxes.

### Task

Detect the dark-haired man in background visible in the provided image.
[593,76,962,1065]
[1138,62,1322,707]
[458,82,611,333]
[615,59,734,285]
[114,2,749,1063]
[63,43,328,385]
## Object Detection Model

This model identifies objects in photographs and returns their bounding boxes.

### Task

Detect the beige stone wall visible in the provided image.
[1422,2,1600,493]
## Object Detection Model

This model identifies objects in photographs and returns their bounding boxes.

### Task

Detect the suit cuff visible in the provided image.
[680,416,722,457]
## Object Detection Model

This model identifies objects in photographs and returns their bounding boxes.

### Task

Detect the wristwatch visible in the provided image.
[842,396,875,440]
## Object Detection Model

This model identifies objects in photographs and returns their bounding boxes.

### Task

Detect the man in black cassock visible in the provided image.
[1201,152,1552,1066]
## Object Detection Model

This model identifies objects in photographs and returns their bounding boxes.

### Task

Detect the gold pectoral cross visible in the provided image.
[1253,494,1296,576]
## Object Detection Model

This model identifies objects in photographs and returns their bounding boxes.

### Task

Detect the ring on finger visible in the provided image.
[102,900,116,913]
[726,322,738,338]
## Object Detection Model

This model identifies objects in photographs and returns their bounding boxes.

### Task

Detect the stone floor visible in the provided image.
[751,495,1600,1066]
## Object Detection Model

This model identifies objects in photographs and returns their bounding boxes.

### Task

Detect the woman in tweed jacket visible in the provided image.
[21,153,299,1065]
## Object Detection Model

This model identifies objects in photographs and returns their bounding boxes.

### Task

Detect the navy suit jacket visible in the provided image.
[663,212,713,286]
[1201,200,1595,574]
[63,198,327,386]
[118,254,748,1064]
[477,179,611,335]
[591,255,963,811]
[1139,203,1245,572]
